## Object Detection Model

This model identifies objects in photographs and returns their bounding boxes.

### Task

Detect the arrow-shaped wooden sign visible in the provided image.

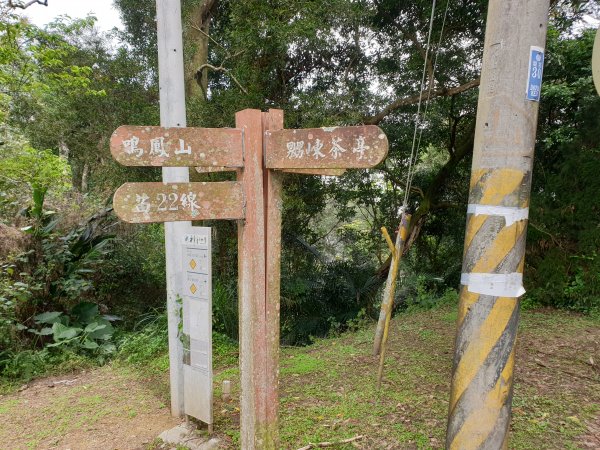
[113,181,244,223]
[265,125,388,169]
[110,126,243,167]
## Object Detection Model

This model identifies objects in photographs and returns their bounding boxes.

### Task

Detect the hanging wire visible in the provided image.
[402,0,451,209]
[402,0,437,207]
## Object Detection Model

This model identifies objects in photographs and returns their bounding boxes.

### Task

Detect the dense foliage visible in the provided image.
[0,0,599,380]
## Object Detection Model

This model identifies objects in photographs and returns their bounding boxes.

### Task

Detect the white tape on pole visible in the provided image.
[467,204,529,226]
[460,272,526,297]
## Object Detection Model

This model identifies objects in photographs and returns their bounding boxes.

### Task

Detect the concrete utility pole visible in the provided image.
[156,0,189,417]
[446,1,550,449]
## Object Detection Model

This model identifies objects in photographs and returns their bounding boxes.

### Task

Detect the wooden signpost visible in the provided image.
[111,112,388,448]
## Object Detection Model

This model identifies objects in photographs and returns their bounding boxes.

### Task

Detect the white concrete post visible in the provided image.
[155,0,189,417]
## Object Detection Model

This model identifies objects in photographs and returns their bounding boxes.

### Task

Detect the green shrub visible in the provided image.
[27,302,118,356]
[0,347,92,383]
[118,309,168,365]
[281,260,382,345]
[212,279,238,339]
[96,223,167,322]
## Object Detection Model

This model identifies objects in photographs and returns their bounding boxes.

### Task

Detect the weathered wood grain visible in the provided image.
[111,125,243,167]
[113,181,244,223]
[265,125,388,169]
[236,109,267,450]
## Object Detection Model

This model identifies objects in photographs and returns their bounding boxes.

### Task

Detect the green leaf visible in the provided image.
[99,343,116,354]
[52,322,81,341]
[81,339,99,349]
[87,319,114,340]
[83,322,106,333]
[70,302,98,324]
[33,311,62,324]
[41,218,60,234]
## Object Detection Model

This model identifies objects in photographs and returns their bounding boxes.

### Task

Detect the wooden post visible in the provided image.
[373,213,411,356]
[376,213,411,386]
[236,109,267,449]
[155,0,188,418]
[446,1,550,448]
[263,109,284,448]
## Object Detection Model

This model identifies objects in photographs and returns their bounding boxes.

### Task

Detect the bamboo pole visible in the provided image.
[376,213,411,387]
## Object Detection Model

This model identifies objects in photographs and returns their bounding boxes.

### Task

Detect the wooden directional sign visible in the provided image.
[110,126,243,167]
[593,27,600,96]
[113,181,244,223]
[265,125,388,169]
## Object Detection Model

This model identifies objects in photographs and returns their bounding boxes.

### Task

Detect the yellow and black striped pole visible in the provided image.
[446,1,550,449]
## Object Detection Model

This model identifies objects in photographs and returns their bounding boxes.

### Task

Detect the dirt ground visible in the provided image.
[0,366,179,450]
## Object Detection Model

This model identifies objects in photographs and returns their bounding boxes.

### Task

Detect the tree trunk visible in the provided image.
[184,0,217,99]
[58,140,69,160]
[80,163,89,192]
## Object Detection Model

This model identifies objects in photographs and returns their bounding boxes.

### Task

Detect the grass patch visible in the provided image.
[1,303,597,449]
[281,354,324,376]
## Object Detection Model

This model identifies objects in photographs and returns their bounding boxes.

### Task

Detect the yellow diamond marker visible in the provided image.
[189,259,197,270]
[190,283,197,294]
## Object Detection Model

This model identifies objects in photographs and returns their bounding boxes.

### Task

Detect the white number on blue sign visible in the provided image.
[526,46,545,102]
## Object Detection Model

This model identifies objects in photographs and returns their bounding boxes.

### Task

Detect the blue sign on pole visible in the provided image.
[526,46,545,102]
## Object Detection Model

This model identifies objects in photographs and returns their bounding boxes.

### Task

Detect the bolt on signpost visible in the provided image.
[446,1,550,449]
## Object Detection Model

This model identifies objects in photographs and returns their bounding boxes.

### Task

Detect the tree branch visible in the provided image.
[405,30,434,86]
[190,23,225,52]
[374,122,476,281]
[377,167,424,199]
[196,62,248,95]
[297,435,365,450]
[199,0,218,22]
[364,78,480,125]
[7,0,47,9]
